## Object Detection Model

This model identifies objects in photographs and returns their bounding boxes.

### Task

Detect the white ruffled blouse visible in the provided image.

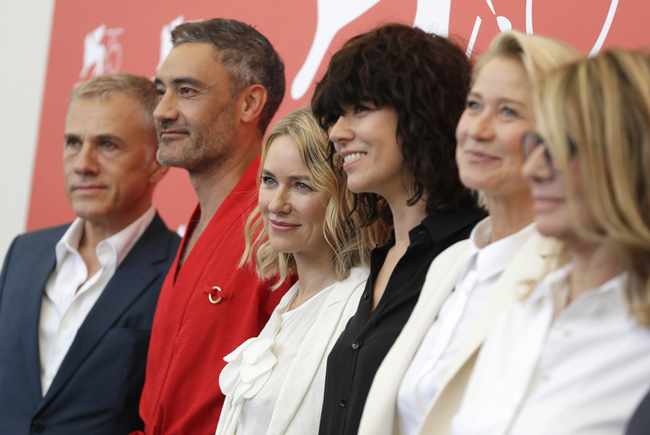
[216,267,368,435]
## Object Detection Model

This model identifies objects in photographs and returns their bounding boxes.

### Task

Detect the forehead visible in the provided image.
[472,56,531,102]
[264,136,307,172]
[157,42,230,87]
[65,94,149,139]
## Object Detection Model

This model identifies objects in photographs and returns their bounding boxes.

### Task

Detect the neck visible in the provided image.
[388,197,428,248]
[190,151,257,232]
[485,193,535,243]
[290,252,338,310]
[77,213,144,283]
[568,243,624,303]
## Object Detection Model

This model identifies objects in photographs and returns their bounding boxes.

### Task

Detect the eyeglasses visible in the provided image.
[521,131,576,175]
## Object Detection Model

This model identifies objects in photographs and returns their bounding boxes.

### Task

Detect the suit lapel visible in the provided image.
[420,233,559,434]
[38,215,171,410]
[19,230,63,405]
[267,278,366,435]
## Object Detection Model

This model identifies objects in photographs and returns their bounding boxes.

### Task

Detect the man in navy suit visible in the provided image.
[0,73,180,435]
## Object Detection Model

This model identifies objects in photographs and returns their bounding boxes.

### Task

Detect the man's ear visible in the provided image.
[148,155,169,184]
[239,84,268,125]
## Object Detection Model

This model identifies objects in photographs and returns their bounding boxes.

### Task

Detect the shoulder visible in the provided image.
[429,240,471,273]
[13,223,69,246]
[136,213,181,253]
[4,223,69,260]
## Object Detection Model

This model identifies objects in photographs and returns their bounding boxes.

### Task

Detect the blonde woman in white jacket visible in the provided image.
[215,108,377,435]
[451,48,650,435]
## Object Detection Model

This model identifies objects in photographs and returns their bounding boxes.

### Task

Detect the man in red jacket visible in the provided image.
[135,18,287,435]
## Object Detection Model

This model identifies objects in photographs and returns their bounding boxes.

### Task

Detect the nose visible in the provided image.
[73,143,99,175]
[267,187,291,215]
[467,111,495,141]
[329,115,353,151]
[154,89,179,122]
[522,145,553,184]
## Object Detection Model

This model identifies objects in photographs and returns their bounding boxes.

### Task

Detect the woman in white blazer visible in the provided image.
[451,48,650,435]
[215,108,377,435]
[357,31,581,435]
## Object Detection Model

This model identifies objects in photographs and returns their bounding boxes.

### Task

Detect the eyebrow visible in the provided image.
[468,92,527,107]
[262,169,310,181]
[64,133,123,142]
[155,76,206,88]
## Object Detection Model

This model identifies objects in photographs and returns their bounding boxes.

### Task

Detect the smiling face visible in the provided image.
[64,94,165,231]
[328,103,410,202]
[154,42,238,174]
[455,56,535,205]
[258,135,331,262]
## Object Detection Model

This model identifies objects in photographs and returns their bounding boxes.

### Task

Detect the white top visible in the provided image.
[451,263,650,435]
[216,266,367,435]
[38,206,155,395]
[397,218,535,435]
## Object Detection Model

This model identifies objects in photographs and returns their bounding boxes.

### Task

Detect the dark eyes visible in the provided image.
[353,104,370,114]
[179,87,196,95]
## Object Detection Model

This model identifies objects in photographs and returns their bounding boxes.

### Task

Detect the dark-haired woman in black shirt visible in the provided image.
[311,23,486,435]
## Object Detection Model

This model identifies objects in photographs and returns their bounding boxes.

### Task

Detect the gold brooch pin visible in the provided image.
[209,286,222,304]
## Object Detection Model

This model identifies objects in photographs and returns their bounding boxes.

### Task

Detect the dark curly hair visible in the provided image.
[312,23,472,225]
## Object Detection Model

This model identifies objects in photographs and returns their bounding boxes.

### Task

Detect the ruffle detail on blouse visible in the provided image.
[220,336,279,402]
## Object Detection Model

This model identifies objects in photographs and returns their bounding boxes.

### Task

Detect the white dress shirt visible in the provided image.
[397,218,536,435]
[38,206,155,395]
[451,263,650,435]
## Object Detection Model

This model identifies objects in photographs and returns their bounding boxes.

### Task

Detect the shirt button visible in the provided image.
[351,341,360,350]
[47,372,55,380]
[62,320,70,329]
[31,419,45,433]
[340,399,347,407]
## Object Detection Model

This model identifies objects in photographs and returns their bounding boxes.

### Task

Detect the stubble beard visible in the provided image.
[156,110,237,176]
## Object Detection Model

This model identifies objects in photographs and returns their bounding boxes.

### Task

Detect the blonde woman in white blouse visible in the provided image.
[451,48,650,435]
[214,108,377,435]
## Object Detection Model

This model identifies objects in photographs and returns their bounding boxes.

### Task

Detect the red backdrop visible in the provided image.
[27,0,649,232]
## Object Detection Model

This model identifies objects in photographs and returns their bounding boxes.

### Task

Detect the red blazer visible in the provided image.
[137,159,288,435]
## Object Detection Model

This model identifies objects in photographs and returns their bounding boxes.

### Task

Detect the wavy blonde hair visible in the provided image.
[534,48,650,326]
[241,107,376,288]
[472,31,582,208]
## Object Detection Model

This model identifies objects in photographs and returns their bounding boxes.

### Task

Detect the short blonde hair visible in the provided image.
[241,108,376,287]
[534,48,650,326]
[71,73,158,126]
[471,31,582,208]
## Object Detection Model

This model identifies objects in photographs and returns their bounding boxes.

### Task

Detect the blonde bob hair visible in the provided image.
[473,31,581,87]
[241,107,375,287]
[534,48,650,326]
[471,31,581,208]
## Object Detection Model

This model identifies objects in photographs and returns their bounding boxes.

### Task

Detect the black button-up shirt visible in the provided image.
[318,205,487,435]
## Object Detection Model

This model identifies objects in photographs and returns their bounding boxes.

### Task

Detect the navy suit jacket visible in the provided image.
[0,213,180,435]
